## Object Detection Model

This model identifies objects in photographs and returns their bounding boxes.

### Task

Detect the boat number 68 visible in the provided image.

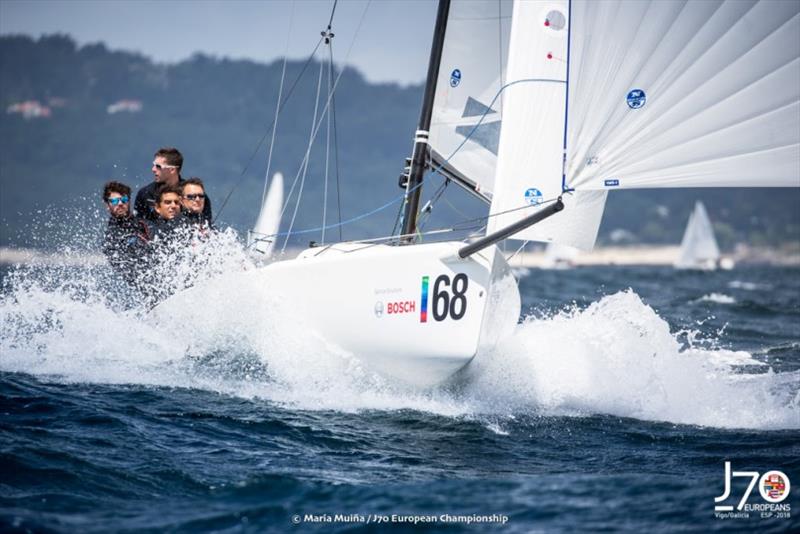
[432,273,468,321]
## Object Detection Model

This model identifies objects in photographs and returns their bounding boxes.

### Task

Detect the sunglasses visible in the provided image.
[183,193,206,201]
[152,161,178,170]
[160,199,181,206]
[107,196,129,206]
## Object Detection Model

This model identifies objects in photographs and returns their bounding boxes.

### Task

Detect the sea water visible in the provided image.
[1,238,798,532]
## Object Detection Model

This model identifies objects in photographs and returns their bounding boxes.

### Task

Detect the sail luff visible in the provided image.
[485,0,608,251]
[488,0,570,236]
[560,0,573,192]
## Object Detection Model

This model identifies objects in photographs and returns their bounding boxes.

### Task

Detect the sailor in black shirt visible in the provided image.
[134,147,212,222]
[101,181,149,285]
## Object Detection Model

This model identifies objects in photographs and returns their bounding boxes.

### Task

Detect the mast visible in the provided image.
[400,0,451,242]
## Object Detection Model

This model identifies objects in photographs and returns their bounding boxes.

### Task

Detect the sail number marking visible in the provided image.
[421,274,468,322]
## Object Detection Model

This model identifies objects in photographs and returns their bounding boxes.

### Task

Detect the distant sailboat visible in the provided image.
[247,172,284,260]
[542,242,579,270]
[675,201,732,270]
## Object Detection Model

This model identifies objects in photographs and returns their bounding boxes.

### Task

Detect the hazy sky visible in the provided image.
[0,0,438,85]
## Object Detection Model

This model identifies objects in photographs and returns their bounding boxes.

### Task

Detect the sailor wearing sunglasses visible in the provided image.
[101,181,150,285]
[134,147,212,223]
[180,177,213,234]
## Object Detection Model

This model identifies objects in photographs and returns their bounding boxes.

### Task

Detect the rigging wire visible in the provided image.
[248,70,568,244]
[214,0,345,222]
[415,179,450,236]
[251,180,562,242]
[213,34,325,223]
[330,43,343,242]
[321,30,335,245]
[505,240,530,263]
[220,0,566,249]
[214,0,362,228]
[282,59,326,254]
[390,190,405,237]
[277,0,372,252]
[326,0,343,243]
[392,77,566,240]
[327,0,338,29]
[440,194,473,222]
[260,1,295,206]
[255,181,423,239]
[452,195,564,232]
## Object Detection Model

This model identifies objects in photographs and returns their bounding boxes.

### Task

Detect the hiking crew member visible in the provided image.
[146,184,186,243]
[101,181,149,285]
[180,178,213,235]
[135,184,191,305]
[135,147,212,222]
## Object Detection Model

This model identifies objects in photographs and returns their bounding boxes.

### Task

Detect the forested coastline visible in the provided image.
[1,35,797,250]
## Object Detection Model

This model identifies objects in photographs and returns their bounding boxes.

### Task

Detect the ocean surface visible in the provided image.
[1,250,798,532]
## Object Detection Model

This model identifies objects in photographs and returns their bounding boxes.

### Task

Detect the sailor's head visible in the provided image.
[155,184,183,221]
[102,181,131,219]
[152,147,182,186]
[181,177,206,215]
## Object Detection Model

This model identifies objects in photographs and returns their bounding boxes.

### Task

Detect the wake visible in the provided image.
[1,243,798,430]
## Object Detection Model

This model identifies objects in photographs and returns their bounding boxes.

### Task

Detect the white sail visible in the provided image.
[487,0,607,250]
[568,0,800,191]
[488,0,799,250]
[542,242,579,270]
[248,172,284,258]
[675,201,721,270]
[428,0,512,198]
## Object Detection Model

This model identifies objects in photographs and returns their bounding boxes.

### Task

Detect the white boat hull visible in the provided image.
[151,241,520,387]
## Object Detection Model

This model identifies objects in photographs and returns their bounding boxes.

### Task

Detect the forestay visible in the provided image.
[488,0,800,250]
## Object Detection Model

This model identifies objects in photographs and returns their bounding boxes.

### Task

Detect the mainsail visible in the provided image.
[675,201,721,270]
[427,0,606,250]
[428,0,512,199]
[486,0,800,250]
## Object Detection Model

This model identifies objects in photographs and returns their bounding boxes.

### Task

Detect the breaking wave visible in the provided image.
[467,291,798,429]
[696,292,736,304]
[1,241,798,431]
[728,280,771,291]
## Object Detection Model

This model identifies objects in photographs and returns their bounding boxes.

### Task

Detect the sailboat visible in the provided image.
[675,201,725,271]
[152,0,799,388]
[247,172,284,260]
[542,242,579,270]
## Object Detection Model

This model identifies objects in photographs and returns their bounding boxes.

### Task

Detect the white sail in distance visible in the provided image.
[675,201,721,270]
[543,242,579,269]
[489,0,800,250]
[248,172,284,258]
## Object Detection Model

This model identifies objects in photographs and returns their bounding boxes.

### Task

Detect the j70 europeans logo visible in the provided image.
[714,462,791,519]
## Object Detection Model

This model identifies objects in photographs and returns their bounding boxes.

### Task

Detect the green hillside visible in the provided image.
[1,35,798,251]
